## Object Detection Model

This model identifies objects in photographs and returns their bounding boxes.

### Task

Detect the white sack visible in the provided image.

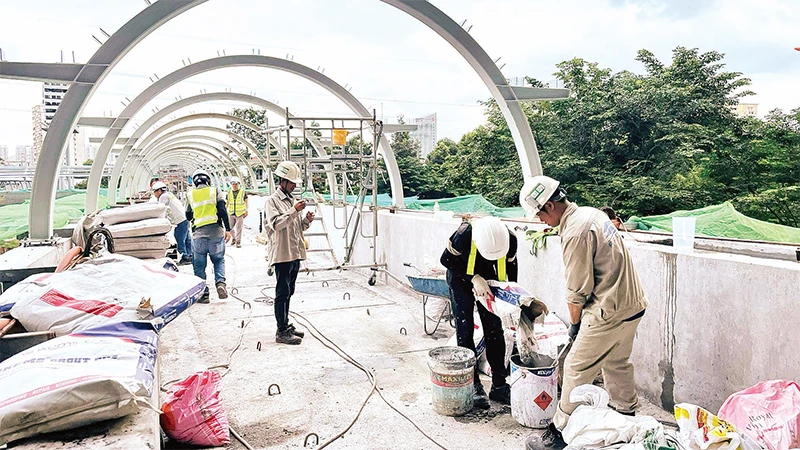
[6,254,203,336]
[114,235,171,252]
[116,249,168,260]
[98,203,167,226]
[0,321,158,446]
[107,217,171,238]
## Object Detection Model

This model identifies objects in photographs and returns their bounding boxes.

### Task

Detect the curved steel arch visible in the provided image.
[140,147,234,192]
[132,134,256,190]
[116,113,272,201]
[118,124,262,199]
[131,143,239,195]
[86,55,405,214]
[108,92,292,204]
[17,0,542,238]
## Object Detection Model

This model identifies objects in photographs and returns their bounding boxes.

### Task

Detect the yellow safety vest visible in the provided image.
[466,240,507,282]
[227,189,246,216]
[189,186,218,228]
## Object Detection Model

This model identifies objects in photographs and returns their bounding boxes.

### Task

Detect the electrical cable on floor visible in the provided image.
[289,310,448,450]
[229,424,257,450]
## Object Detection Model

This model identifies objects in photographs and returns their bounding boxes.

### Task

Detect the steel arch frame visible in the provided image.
[132,143,238,195]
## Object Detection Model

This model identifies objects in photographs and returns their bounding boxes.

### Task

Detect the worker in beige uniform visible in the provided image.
[265,161,313,345]
[227,176,248,248]
[521,176,647,450]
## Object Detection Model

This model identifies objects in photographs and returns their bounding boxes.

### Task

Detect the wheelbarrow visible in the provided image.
[404,263,456,336]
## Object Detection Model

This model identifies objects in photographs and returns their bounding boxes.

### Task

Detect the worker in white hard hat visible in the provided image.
[520,175,648,450]
[440,216,517,410]
[264,161,313,345]
[185,169,232,303]
[152,181,193,265]
[226,176,248,248]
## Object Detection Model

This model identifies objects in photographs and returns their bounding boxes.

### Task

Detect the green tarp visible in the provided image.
[629,201,800,244]
[314,193,525,218]
[0,193,109,241]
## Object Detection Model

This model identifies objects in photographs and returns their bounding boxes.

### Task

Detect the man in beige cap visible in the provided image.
[520,175,647,450]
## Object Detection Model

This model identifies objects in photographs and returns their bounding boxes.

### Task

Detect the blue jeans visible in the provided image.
[192,236,226,286]
[174,220,193,258]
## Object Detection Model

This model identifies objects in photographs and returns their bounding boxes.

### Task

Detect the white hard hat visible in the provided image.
[274,161,302,185]
[230,176,241,184]
[151,181,167,191]
[192,169,211,186]
[520,175,562,215]
[472,217,510,261]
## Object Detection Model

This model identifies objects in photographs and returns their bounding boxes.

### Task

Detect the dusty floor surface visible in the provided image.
[160,227,674,450]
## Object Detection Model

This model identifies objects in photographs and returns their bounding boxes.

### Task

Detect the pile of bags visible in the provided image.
[76,203,172,259]
[0,254,206,446]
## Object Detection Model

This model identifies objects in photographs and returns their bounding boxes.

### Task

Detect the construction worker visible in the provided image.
[265,161,313,345]
[521,176,647,450]
[440,216,517,409]
[185,169,232,303]
[152,181,193,265]
[227,176,248,248]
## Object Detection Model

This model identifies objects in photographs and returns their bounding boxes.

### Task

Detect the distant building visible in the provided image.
[15,145,33,166]
[42,82,69,124]
[0,145,8,162]
[411,113,437,160]
[735,102,758,118]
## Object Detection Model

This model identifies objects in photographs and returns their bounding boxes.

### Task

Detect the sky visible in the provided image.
[1,0,799,151]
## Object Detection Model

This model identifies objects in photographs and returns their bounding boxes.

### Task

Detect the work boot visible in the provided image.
[489,383,511,405]
[216,282,228,299]
[276,328,302,345]
[287,323,305,338]
[236,243,242,248]
[197,288,210,304]
[525,424,566,450]
[178,256,193,266]
[473,382,490,410]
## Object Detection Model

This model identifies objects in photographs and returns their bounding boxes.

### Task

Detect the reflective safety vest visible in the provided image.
[189,186,218,228]
[466,240,507,281]
[227,189,246,216]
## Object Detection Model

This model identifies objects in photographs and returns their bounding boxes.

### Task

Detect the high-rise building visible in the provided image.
[411,113,437,160]
[734,102,758,118]
[15,145,33,166]
[0,145,8,162]
[42,82,69,124]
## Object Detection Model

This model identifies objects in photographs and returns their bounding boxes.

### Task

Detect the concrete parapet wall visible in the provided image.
[337,207,800,413]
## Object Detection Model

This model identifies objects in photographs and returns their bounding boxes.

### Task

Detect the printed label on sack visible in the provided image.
[534,391,553,410]
[430,372,472,388]
[39,289,123,317]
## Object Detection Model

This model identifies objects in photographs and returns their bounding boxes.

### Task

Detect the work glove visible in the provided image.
[568,321,581,341]
[471,274,492,299]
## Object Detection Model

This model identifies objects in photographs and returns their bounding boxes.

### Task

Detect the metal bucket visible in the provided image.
[427,346,476,416]
[510,354,559,428]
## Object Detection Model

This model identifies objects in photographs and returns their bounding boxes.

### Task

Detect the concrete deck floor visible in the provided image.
[160,227,674,450]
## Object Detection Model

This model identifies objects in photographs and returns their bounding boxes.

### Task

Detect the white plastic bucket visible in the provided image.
[427,346,476,416]
[510,354,558,428]
[672,217,696,252]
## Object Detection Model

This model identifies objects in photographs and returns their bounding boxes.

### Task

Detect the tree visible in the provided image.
[377,116,439,198]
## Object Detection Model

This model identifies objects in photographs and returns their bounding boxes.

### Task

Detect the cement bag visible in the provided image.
[718,380,800,450]
[117,249,168,260]
[98,203,167,226]
[161,371,230,446]
[114,235,171,252]
[107,217,171,238]
[0,321,158,446]
[7,254,204,336]
[675,403,764,450]
[562,385,666,449]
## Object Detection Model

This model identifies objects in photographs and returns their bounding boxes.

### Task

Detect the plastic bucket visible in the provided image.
[510,354,558,428]
[427,346,476,416]
[672,217,696,252]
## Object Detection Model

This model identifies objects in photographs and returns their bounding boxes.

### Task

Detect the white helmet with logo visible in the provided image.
[230,176,241,185]
[274,161,302,185]
[520,175,562,216]
[472,216,510,261]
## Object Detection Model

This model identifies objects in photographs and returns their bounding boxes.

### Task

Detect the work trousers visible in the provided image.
[274,260,300,332]
[229,214,245,245]
[553,310,643,430]
[174,220,193,258]
[447,271,508,387]
[192,236,226,287]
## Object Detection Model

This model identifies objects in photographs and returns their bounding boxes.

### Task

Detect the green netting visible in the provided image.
[628,201,800,244]
[404,195,525,219]
[0,193,109,241]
